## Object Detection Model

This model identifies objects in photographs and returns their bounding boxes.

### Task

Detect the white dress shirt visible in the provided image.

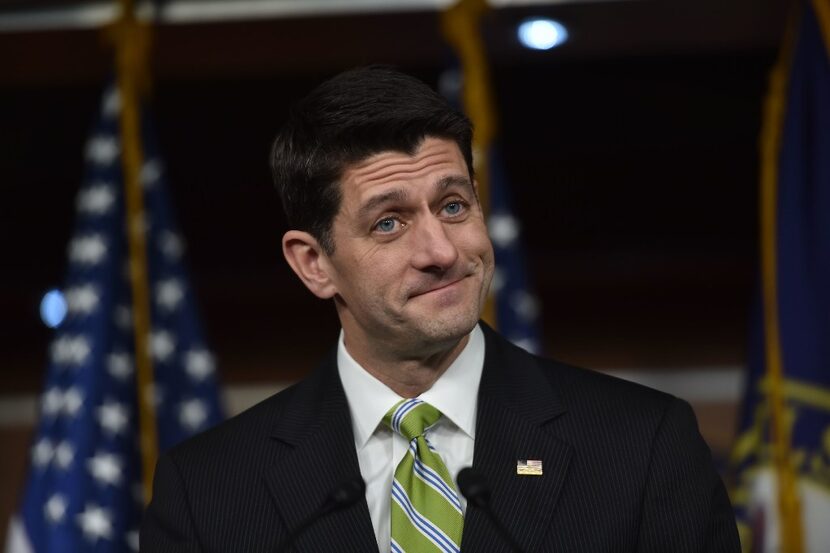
[337,324,485,553]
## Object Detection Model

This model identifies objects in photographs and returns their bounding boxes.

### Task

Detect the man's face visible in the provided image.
[322,136,494,358]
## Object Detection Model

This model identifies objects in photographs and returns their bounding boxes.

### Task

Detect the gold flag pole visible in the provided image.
[758,6,803,551]
[813,0,830,60]
[105,0,159,504]
[441,0,498,327]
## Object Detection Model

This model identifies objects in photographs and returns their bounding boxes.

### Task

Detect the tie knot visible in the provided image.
[383,399,442,441]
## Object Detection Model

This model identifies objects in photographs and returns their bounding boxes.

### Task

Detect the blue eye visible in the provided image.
[444,202,463,215]
[376,218,397,233]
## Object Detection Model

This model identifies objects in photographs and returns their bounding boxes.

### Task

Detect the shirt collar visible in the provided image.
[338,324,485,450]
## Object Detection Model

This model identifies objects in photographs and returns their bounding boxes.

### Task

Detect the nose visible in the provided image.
[409,215,459,273]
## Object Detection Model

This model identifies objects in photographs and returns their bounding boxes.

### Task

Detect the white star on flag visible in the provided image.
[150,330,176,363]
[488,213,520,248]
[76,184,116,216]
[179,399,208,432]
[65,284,100,315]
[53,441,75,470]
[141,159,163,188]
[126,529,139,552]
[184,349,215,381]
[158,230,184,260]
[68,234,108,265]
[50,335,92,366]
[41,387,84,418]
[85,135,119,166]
[510,336,539,354]
[87,452,123,486]
[96,401,130,436]
[101,87,120,116]
[44,494,68,524]
[155,278,185,312]
[106,352,134,381]
[41,388,64,417]
[76,504,113,542]
[491,267,506,294]
[510,290,540,321]
[31,438,53,468]
[61,387,84,417]
[114,304,133,329]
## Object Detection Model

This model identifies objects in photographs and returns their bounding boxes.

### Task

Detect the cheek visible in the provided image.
[454,223,493,258]
[345,250,405,295]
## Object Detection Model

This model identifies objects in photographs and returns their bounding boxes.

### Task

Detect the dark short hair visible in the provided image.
[270,66,473,254]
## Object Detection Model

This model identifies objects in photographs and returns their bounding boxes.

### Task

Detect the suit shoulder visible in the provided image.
[529,354,700,456]
[482,324,681,421]
[503,345,683,432]
[540,356,675,408]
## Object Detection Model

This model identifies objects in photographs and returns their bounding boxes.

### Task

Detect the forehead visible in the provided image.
[339,137,469,200]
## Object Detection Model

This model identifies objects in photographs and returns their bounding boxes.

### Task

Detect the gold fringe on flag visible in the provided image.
[758,5,803,551]
[812,0,830,59]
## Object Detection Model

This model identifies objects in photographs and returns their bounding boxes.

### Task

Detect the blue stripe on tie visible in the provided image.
[393,399,421,434]
[392,483,455,553]
[405,436,462,512]
[391,538,404,553]
[394,398,421,432]
[392,481,459,553]
[392,399,411,433]
[392,481,460,553]
[413,458,462,513]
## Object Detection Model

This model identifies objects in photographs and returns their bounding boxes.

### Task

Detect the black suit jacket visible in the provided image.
[140,324,740,552]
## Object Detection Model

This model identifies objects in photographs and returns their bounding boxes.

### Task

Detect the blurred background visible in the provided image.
[0,0,796,547]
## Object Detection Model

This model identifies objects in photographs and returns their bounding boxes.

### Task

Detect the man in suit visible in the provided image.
[141,66,740,552]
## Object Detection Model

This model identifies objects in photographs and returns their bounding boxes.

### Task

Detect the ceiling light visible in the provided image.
[518,18,568,51]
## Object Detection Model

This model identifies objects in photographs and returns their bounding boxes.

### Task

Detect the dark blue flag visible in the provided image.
[6,83,224,552]
[731,2,830,550]
[486,145,542,354]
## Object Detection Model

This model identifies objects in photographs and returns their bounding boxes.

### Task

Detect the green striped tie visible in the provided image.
[383,399,463,553]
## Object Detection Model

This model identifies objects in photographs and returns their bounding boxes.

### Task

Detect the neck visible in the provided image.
[342,332,470,398]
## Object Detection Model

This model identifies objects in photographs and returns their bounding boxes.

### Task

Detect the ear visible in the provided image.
[282,230,338,299]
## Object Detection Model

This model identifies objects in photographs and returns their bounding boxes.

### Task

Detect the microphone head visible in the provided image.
[329,475,366,509]
[456,467,491,508]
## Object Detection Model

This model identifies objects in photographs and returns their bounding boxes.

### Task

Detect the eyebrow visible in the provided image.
[437,175,474,192]
[357,175,474,220]
[357,189,409,220]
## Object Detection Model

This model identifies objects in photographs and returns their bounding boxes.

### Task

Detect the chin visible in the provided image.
[415,309,480,345]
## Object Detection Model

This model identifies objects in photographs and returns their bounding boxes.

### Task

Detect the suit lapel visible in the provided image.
[263,354,377,552]
[462,325,573,552]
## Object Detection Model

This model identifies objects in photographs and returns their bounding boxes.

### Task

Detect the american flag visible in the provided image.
[6,83,224,553]
[485,145,542,354]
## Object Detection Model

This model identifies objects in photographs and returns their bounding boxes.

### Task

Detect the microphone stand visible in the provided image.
[274,476,365,553]
[457,467,525,553]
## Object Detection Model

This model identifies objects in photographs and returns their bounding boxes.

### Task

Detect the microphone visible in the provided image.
[274,475,366,553]
[457,468,525,553]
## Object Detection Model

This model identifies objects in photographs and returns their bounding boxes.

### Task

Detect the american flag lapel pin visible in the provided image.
[516,459,543,476]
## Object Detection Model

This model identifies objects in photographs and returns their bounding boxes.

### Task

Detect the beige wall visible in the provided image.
[1,427,33,547]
